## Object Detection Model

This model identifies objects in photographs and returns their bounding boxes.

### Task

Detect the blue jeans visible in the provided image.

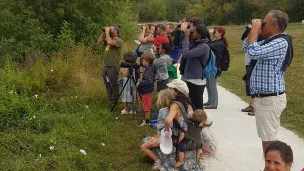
[206,76,218,106]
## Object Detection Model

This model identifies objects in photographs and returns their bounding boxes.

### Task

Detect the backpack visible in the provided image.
[203,50,217,77]
[171,101,202,152]
[168,65,178,79]
[209,42,230,72]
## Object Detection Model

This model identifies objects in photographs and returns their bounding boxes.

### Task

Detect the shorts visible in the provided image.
[148,133,161,147]
[177,139,189,152]
[254,93,287,141]
[142,93,152,112]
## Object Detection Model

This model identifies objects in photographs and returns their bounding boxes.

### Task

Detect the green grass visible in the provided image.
[216,23,304,137]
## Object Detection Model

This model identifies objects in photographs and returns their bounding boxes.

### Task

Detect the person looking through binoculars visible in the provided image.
[97,25,123,104]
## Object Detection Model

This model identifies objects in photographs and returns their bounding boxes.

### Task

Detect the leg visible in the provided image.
[187,81,205,110]
[140,143,159,161]
[206,77,211,104]
[102,67,112,101]
[196,149,201,161]
[124,102,128,111]
[174,152,185,168]
[208,76,218,107]
[107,66,120,103]
[142,93,152,124]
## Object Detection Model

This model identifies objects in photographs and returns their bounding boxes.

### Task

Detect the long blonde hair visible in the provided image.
[156,89,177,108]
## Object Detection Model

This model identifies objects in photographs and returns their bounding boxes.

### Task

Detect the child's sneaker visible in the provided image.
[152,159,161,170]
[140,120,149,127]
[121,109,128,115]
[129,111,136,115]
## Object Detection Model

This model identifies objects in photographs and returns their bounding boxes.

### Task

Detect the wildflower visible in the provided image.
[34,94,38,98]
[80,149,87,155]
[75,96,78,99]
[33,116,36,119]
[50,69,53,72]
[101,143,105,146]
[115,117,118,120]
[85,105,89,108]
[49,146,54,150]
[9,90,13,94]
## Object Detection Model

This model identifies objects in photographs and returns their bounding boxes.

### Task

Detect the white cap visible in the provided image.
[205,112,213,125]
[160,128,173,154]
[167,79,189,96]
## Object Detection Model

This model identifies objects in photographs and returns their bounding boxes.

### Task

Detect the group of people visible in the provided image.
[97,9,295,171]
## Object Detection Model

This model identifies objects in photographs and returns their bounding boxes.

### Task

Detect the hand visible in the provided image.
[150,26,155,33]
[105,27,110,34]
[181,22,188,31]
[142,26,146,31]
[136,82,139,88]
[251,19,262,31]
[184,29,190,40]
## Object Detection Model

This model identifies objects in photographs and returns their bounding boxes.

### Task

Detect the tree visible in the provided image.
[147,0,166,21]
[232,0,253,24]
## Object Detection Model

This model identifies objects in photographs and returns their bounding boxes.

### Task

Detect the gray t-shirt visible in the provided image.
[138,43,153,53]
[153,54,172,81]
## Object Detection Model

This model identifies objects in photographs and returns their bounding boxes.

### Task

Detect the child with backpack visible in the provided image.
[174,109,206,168]
[140,89,177,170]
[120,52,138,114]
[153,42,173,92]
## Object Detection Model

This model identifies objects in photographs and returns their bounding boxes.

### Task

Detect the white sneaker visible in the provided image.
[140,120,149,127]
[152,159,161,170]
[129,111,136,114]
[121,109,128,115]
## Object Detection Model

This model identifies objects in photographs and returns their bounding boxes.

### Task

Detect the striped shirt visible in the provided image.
[243,37,288,94]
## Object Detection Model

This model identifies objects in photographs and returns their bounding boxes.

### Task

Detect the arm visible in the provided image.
[152,57,163,67]
[179,132,185,143]
[146,26,155,43]
[182,40,209,59]
[139,26,149,43]
[164,103,180,130]
[156,108,168,130]
[97,32,105,46]
[247,38,288,60]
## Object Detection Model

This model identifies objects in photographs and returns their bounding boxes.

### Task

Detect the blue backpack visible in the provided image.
[203,50,217,77]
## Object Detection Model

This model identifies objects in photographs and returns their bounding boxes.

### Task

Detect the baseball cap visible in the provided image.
[155,24,166,31]
[160,128,173,154]
[167,79,189,96]
[205,112,213,125]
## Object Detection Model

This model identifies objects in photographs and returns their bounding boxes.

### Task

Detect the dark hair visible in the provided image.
[141,52,154,64]
[172,88,193,111]
[195,24,209,40]
[190,18,204,26]
[160,42,171,54]
[214,26,229,47]
[269,10,289,33]
[265,141,293,164]
[123,51,137,63]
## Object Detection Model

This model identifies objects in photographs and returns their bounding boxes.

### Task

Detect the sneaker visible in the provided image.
[121,109,128,115]
[129,111,136,114]
[140,120,149,127]
[241,105,254,112]
[248,112,255,116]
[152,159,161,170]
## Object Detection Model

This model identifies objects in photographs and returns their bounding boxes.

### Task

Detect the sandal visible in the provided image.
[204,105,217,109]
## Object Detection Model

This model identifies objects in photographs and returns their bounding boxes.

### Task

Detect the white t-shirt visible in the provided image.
[201,126,218,150]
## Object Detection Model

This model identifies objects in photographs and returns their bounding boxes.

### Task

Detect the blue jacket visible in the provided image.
[182,39,210,80]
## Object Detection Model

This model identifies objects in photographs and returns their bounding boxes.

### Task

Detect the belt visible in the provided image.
[252,92,285,98]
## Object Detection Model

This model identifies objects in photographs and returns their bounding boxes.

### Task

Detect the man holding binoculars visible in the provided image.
[97,25,123,104]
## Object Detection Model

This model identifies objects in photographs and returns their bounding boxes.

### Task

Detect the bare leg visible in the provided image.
[262,141,273,155]
[250,97,254,106]
[124,102,128,112]
[174,152,185,168]
[141,143,159,161]
[145,111,150,121]
[196,149,201,161]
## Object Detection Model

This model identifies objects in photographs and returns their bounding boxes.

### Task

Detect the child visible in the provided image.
[174,109,206,168]
[140,89,177,170]
[120,52,138,114]
[153,42,173,92]
[200,112,217,156]
[137,52,155,126]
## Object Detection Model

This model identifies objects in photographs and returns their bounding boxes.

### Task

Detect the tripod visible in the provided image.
[111,68,142,115]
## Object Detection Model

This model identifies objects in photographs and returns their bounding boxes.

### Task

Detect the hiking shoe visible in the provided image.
[203,102,210,106]
[140,120,149,127]
[241,105,254,112]
[248,112,255,116]
[152,159,161,170]
[121,109,128,115]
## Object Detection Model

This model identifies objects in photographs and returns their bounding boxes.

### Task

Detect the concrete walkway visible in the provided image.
[201,86,304,171]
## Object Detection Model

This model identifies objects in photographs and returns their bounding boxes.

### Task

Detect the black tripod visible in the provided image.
[111,68,142,115]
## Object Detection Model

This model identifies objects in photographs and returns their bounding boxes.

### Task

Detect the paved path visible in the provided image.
[200,86,304,171]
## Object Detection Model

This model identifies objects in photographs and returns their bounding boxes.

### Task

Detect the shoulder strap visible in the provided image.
[172,101,188,121]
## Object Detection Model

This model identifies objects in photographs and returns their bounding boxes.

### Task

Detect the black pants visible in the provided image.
[187,81,205,110]
[102,66,120,103]
[245,65,251,97]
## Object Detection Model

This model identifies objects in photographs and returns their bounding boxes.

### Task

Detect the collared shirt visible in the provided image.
[243,37,288,94]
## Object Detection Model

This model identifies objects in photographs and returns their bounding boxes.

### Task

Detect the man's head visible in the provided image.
[191,24,209,41]
[155,24,167,36]
[261,10,289,38]
[166,23,175,34]
[110,25,120,37]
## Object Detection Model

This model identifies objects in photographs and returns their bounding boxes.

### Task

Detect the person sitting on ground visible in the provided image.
[141,89,177,170]
[137,52,156,126]
[264,141,293,171]
[153,42,173,92]
[200,112,218,156]
[120,52,138,114]
[173,109,205,168]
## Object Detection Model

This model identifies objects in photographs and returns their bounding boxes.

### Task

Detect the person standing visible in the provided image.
[182,24,210,110]
[243,10,293,154]
[97,25,123,104]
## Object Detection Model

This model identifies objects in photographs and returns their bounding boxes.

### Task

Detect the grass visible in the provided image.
[216,23,304,138]
[1,23,304,171]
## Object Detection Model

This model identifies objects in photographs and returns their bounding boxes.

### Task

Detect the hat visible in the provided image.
[167,79,189,96]
[155,24,166,31]
[204,112,213,125]
[160,128,173,154]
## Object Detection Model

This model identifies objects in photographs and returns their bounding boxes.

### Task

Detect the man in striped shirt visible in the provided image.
[243,10,291,154]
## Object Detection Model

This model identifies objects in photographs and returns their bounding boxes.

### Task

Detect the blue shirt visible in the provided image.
[243,37,288,94]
